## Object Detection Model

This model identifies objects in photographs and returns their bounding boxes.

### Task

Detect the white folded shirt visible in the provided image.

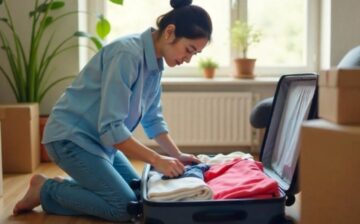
[147,171,213,202]
[197,151,253,165]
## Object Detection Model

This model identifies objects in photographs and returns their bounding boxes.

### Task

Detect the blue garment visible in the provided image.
[43,140,139,222]
[43,28,168,162]
[162,163,210,180]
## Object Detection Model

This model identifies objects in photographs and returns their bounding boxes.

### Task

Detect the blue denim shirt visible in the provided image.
[43,28,168,162]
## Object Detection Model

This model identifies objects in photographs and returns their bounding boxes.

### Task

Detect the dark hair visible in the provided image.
[156,0,212,41]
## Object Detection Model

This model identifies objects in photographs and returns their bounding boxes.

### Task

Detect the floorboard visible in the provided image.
[0,161,145,224]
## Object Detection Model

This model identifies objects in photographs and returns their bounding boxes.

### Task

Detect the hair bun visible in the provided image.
[170,0,192,9]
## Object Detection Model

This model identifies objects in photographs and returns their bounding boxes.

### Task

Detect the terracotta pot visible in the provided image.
[234,58,256,79]
[39,115,51,162]
[203,68,215,79]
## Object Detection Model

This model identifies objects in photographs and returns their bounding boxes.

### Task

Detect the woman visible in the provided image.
[13,0,212,222]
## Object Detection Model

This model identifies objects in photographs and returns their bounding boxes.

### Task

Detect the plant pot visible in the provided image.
[39,115,51,162]
[234,58,256,79]
[203,68,216,79]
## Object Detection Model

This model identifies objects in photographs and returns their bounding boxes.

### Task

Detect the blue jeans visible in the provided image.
[41,140,140,222]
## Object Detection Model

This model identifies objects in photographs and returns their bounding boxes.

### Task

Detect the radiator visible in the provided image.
[133,92,253,146]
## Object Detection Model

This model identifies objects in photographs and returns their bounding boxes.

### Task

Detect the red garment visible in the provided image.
[204,158,280,199]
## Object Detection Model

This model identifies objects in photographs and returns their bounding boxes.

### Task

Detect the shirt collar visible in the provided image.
[141,27,164,73]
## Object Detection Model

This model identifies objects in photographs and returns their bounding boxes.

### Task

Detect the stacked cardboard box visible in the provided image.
[0,103,40,173]
[318,68,360,124]
[300,120,360,224]
[300,68,360,224]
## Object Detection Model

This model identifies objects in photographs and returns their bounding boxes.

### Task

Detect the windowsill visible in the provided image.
[161,76,280,86]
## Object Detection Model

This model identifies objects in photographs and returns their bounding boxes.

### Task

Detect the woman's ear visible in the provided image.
[164,24,176,42]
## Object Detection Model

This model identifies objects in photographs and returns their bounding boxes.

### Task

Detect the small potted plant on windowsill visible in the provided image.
[198,57,219,79]
[231,20,262,79]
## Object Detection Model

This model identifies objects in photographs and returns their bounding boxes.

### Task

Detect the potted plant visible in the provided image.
[0,0,122,164]
[231,20,262,79]
[198,57,219,79]
[0,0,121,103]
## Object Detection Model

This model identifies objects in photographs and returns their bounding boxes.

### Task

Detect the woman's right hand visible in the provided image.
[152,155,185,178]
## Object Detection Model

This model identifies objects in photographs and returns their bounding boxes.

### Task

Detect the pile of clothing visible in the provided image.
[147,151,280,202]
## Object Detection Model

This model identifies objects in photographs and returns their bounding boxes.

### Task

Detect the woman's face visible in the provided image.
[163,37,208,67]
[160,25,209,67]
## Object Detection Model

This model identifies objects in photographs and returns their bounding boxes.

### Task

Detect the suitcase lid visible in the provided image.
[259,74,318,195]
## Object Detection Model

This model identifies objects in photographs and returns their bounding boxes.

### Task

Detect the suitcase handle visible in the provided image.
[193,209,247,223]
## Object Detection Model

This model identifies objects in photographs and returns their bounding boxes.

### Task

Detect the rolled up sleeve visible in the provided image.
[98,53,138,146]
[141,85,168,139]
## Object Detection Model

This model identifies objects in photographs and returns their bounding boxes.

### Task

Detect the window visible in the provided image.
[248,0,307,66]
[88,0,318,76]
[103,0,230,76]
[244,0,318,75]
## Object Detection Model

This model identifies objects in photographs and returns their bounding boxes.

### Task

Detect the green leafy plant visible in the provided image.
[75,14,112,51]
[198,57,219,70]
[0,0,122,103]
[231,20,262,59]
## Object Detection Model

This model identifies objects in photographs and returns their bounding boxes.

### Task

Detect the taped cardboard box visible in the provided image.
[319,68,360,124]
[0,104,40,173]
[299,119,360,224]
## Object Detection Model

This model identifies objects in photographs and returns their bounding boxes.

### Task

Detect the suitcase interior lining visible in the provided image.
[261,75,317,192]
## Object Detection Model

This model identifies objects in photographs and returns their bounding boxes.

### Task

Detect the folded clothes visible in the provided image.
[205,158,279,199]
[197,151,253,165]
[147,171,213,202]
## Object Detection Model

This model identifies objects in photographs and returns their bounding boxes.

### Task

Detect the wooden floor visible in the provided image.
[0,160,145,224]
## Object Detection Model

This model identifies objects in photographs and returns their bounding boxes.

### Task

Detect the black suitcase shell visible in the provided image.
[134,74,318,224]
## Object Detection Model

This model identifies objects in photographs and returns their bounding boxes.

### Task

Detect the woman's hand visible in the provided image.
[153,155,185,178]
[154,133,201,165]
[176,153,201,165]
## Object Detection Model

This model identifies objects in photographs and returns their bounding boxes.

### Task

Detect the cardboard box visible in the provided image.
[0,120,3,196]
[319,68,360,124]
[299,119,360,224]
[0,103,40,173]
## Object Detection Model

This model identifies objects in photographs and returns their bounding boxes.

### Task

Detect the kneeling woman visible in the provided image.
[13,0,212,222]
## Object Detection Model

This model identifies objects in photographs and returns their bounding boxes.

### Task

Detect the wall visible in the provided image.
[320,0,360,69]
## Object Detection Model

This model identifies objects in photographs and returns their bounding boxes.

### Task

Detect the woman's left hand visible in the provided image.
[176,153,201,165]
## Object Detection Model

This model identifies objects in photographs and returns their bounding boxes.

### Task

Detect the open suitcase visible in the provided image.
[128,73,318,224]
